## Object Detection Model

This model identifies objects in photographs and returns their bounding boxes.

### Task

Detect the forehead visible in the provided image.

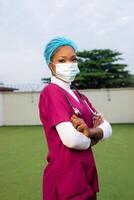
[53,46,75,57]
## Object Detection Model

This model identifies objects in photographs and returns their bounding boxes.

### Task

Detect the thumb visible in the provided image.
[72,114,78,118]
[71,114,77,121]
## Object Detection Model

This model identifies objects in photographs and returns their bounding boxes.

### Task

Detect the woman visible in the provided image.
[38,37,112,200]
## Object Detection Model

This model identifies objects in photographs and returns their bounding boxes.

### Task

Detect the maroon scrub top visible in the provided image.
[38,83,99,200]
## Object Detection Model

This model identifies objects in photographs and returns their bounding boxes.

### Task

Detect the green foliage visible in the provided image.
[41,49,134,89]
[73,49,134,89]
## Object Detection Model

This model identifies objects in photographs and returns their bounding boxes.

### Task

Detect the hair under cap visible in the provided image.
[44,37,78,65]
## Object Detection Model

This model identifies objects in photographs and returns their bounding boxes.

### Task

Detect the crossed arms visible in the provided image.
[56,113,112,150]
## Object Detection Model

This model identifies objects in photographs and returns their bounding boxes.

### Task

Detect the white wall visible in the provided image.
[1,88,134,125]
[3,92,40,125]
[82,88,134,123]
[0,93,3,126]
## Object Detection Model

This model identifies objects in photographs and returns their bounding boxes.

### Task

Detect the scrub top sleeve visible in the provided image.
[41,86,71,128]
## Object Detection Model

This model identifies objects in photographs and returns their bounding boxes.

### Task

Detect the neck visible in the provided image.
[51,75,80,103]
[51,76,71,90]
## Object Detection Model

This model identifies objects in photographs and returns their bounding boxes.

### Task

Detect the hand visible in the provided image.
[71,114,101,146]
[91,139,99,147]
[71,114,90,137]
[93,113,104,128]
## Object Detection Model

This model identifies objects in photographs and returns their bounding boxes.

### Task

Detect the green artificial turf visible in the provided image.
[0,124,134,200]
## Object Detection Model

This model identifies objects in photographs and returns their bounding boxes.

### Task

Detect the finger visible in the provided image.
[76,124,85,132]
[95,115,102,121]
[93,116,101,127]
[93,116,104,127]
[72,119,82,129]
[74,119,85,129]
[93,114,101,120]
[71,114,79,121]
[72,114,78,119]
[95,113,104,121]
[96,113,103,117]
[93,117,100,125]
[91,139,99,146]
[71,117,79,124]
[100,118,104,124]
[72,117,84,124]
[93,121,98,128]
[98,115,104,123]
[71,116,76,122]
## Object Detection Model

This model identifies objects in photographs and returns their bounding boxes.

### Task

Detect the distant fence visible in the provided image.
[0,93,3,126]
[0,88,134,126]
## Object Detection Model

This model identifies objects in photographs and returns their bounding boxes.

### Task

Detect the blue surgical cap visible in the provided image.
[44,37,78,65]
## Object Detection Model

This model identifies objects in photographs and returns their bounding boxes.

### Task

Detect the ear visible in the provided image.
[49,63,52,68]
[49,63,55,75]
[49,62,54,69]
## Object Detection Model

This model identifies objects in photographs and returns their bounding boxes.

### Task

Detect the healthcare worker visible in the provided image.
[38,37,112,200]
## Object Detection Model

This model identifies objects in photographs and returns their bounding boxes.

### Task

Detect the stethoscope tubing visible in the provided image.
[64,86,97,117]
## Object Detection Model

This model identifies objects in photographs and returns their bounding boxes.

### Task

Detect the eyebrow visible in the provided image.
[59,55,77,58]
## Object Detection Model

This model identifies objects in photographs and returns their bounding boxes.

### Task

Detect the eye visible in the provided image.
[72,57,78,62]
[58,59,66,63]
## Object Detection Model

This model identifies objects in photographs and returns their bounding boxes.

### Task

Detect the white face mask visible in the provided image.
[54,62,80,83]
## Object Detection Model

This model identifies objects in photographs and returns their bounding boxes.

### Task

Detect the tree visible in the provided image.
[73,49,134,89]
[42,49,134,89]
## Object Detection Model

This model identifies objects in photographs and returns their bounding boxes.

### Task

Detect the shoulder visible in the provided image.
[74,90,93,105]
[82,93,92,104]
[40,83,64,99]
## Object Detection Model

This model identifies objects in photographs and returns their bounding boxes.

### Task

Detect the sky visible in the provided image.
[0,0,134,84]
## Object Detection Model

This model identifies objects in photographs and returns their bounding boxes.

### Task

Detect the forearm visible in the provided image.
[85,120,112,140]
[85,127,103,140]
[98,120,112,140]
[56,122,91,150]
